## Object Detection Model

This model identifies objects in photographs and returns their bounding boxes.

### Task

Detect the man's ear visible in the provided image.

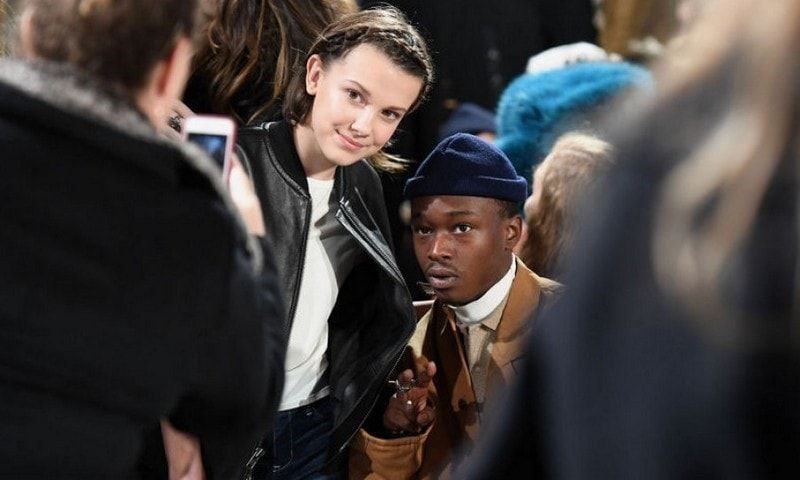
[306,54,324,95]
[152,36,193,102]
[505,215,523,251]
[137,36,192,126]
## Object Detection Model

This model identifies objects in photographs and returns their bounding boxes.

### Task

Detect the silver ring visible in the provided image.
[167,114,182,132]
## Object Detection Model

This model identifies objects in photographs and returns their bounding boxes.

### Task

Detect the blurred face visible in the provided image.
[524,162,545,221]
[411,195,521,306]
[299,43,423,177]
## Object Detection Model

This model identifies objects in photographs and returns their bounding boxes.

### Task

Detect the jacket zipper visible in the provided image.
[331,196,415,459]
[336,201,405,286]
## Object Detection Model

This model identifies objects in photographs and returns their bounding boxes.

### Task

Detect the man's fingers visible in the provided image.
[384,406,412,431]
[416,406,435,427]
[397,369,414,383]
[171,99,194,119]
[415,362,437,388]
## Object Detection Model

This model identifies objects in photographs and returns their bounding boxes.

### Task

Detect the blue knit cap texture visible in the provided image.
[495,61,651,188]
[405,133,527,203]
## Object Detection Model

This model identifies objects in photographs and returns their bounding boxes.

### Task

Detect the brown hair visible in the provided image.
[25,0,199,94]
[283,6,433,172]
[520,132,613,278]
[192,0,357,125]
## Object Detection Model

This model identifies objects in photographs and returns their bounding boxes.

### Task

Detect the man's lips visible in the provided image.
[425,266,458,290]
[337,130,364,150]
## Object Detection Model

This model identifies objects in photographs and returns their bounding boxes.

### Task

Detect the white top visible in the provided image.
[279,177,360,410]
[449,257,516,327]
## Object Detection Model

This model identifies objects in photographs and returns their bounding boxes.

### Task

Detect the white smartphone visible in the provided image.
[182,115,236,179]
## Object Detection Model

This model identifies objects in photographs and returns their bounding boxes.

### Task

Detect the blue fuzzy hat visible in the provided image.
[495,61,651,187]
[405,133,527,203]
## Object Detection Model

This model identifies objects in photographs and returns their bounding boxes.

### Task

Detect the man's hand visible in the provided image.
[383,361,437,435]
[228,154,266,236]
[159,99,194,141]
[161,421,205,480]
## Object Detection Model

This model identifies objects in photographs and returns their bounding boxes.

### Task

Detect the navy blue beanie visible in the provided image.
[405,133,527,203]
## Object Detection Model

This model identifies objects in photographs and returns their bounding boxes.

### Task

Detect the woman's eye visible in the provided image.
[383,110,400,121]
[455,224,472,233]
[347,89,362,102]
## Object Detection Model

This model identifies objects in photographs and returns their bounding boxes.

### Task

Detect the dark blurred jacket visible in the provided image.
[0,58,285,480]
[457,58,800,479]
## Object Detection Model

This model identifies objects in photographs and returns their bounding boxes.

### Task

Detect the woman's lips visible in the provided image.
[337,131,364,150]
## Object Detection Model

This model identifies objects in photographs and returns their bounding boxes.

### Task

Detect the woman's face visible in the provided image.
[303,43,423,170]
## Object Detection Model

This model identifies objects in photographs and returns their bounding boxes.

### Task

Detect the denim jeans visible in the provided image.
[251,396,344,480]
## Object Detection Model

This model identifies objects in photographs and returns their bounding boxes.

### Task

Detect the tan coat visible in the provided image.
[350,259,549,479]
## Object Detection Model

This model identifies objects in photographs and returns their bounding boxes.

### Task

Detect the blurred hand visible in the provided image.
[161,421,205,480]
[159,99,195,141]
[228,154,266,236]
[383,361,437,435]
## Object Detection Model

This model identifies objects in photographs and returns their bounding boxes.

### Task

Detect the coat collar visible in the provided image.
[433,257,545,372]
[0,58,158,145]
[262,120,351,198]
[0,58,263,272]
[489,258,544,367]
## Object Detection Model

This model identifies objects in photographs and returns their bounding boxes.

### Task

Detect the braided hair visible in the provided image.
[283,6,433,171]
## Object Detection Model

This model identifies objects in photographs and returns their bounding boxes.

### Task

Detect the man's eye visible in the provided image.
[455,224,472,233]
[413,226,432,235]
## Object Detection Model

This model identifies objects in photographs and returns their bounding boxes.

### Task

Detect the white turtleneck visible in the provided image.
[448,257,516,326]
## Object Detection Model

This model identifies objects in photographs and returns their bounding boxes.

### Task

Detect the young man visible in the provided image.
[0,1,284,478]
[350,133,557,479]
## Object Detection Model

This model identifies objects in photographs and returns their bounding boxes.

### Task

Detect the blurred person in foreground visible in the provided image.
[517,132,614,279]
[0,0,284,478]
[350,134,557,479]
[458,0,800,478]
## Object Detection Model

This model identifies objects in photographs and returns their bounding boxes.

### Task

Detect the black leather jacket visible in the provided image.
[236,120,416,464]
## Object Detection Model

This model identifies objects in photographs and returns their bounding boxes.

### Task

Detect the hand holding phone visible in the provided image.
[182,115,236,179]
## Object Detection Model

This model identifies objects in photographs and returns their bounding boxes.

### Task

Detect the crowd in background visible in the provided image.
[4,0,800,478]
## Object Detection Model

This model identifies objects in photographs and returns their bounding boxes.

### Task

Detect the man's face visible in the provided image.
[411,195,521,306]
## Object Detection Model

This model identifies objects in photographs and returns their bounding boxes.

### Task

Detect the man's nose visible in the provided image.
[428,233,452,261]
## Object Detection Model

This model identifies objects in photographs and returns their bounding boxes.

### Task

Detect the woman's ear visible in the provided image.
[306,54,324,95]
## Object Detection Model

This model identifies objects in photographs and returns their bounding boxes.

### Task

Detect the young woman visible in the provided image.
[235,7,433,479]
